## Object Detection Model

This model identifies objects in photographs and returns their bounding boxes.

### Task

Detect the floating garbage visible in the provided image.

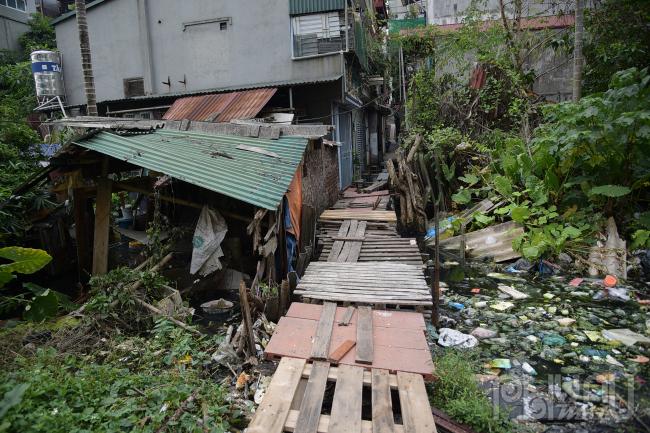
[497,284,529,300]
[603,274,618,287]
[471,327,497,339]
[602,328,650,346]
[631,355,649,363]
[490,301,515,311]
[593,286,630,302]
[542,334,566,346]
[490,358,512,369]
[448,301,465,311]
[522,362,537,375]
[569,277,584,287]
[556,317,576,326]
[438,328,478,348]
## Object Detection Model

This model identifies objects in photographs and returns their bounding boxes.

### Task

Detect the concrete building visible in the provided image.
[52,0,388,189]
[1,0,37,51]
[1,0,60,51]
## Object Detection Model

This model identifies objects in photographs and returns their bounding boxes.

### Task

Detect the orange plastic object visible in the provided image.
[603,275,618,287]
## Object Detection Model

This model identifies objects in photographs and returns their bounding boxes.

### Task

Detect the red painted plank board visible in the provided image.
[286,302,426,330]
[265,316,434,379]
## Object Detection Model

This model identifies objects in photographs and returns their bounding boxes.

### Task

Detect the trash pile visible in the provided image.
[432,261,650,429]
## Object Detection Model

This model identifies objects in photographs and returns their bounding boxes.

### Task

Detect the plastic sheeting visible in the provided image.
[191,206,228,276]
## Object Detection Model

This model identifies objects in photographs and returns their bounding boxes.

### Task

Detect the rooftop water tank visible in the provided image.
[30,50,65,98]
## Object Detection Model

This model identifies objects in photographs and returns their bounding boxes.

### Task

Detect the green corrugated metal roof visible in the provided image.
[289,0,345,15]
[74,130,308,210]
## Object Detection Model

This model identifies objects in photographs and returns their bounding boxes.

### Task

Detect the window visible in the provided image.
[292,11,346,58]
[0,0,27,11]
[219,21,227,30]
[123,77,145,98]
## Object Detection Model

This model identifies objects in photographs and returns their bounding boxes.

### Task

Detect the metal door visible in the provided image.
[336,107,353,189]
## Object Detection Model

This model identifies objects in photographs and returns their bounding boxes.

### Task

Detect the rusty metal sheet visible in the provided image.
[163,88,277,123]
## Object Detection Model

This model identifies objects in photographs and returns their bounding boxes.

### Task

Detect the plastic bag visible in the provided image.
[190,206,228,276]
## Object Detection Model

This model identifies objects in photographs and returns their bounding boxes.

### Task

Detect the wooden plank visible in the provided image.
[248,357,307,433]
[320,210,397,222]
[336,220,358,263]
[327,220,351,262]
[339,306,355,326]
[287,303,427,330]
[239,281,256,355]
[397,371,437,433]
[346,221,367,263]
[298,293,433,306]
[310,302,337,360]
[329,340,356,364]
[284,410,405,433]
[302,363,399,389]
[91,178,112,275]
[372,369,396,433]
[356,306,374,364]
[294,361,330,433]
[328,364,364,433]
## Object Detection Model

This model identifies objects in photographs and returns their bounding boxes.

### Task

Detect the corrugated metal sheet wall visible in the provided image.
[289,0,345,15]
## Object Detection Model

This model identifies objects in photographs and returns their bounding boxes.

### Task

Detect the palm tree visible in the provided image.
[75,0,98,116]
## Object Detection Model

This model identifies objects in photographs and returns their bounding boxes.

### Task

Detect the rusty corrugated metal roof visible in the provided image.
[163,88,277,122]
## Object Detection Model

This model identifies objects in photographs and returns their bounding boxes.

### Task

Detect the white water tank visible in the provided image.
[30,50,65,98]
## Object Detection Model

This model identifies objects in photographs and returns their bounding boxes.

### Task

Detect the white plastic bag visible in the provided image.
[191,206,228,276]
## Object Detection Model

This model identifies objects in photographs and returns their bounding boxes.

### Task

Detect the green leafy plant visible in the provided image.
[431,351,512,433]
[0,247,52,287]
[0,328,238,433]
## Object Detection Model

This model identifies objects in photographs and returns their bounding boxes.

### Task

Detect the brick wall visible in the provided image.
[302,139,339,216]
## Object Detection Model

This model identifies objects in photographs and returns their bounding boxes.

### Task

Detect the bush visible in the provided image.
[0,321,238,433]
[431,351,512,433]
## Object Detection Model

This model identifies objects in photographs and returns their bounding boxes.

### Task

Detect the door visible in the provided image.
[336,106,353,189]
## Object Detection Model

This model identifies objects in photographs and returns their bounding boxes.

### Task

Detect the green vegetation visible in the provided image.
[583,0,650,94]
[0,319,240,433]
[392,0,650,261]
[431,351,512,433]
[0,14,57,242]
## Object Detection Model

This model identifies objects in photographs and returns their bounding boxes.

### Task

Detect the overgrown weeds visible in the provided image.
[0,319,241,433]
[430,351,512,433]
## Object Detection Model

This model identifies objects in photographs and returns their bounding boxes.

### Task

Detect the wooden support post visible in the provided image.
[432,197,440,327]
[72,188,92,280]
[239,281,256,355]
[280,279,290,315]
[92,177,112,275]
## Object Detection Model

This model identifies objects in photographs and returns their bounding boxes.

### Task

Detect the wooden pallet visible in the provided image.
[265,303,434,378]
[295,262,432,309]
[247,357,437,433]
[320,209,397,223]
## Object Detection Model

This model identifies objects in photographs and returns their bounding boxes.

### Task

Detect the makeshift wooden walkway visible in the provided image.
[247,357,437,433]
[294,262,432,315]
[316,218,423,265]
[265,302,434,378]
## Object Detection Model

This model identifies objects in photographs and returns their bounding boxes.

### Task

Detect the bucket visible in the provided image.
[200,298,234,322]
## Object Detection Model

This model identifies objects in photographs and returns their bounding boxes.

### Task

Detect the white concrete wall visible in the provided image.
[54,0,345,106]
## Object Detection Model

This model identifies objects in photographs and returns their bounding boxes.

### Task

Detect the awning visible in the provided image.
[289,0,345,15]
[163,88,277,123]
[73,130,308,210]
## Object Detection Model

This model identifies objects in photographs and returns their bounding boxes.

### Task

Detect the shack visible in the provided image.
[42,117,338,311]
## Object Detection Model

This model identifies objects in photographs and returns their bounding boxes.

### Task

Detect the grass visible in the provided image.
[0,319,242,433]
[430,351,513,433]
